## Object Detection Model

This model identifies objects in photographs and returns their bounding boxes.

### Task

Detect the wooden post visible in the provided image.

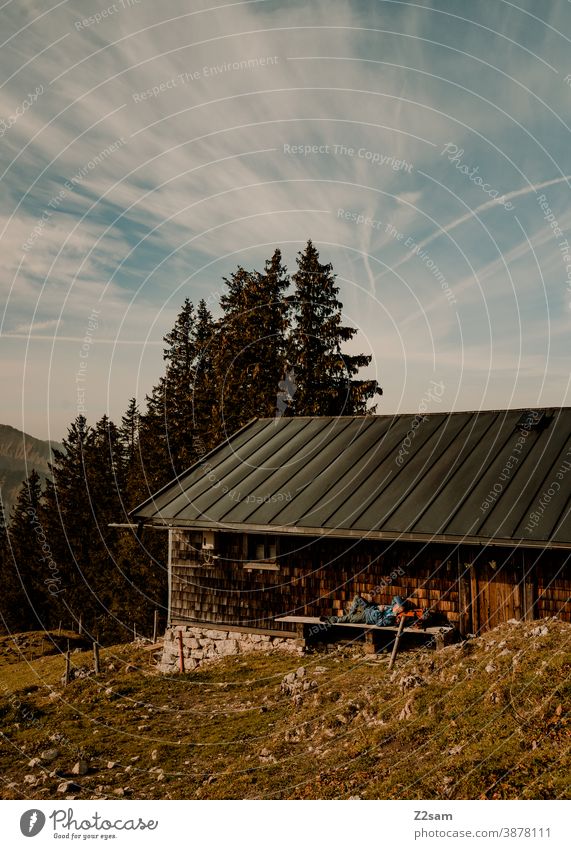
[388,615,406,670]
[523,551,536,621]
[93,642,100,675]
[133,623,137,642]
[64,651,71,686]
[78,614,83,636]
[469,563,479,634]
[58,621,62,636]
[458,561,471,637]
[178,630,185,673]
[153,609,159,644]
[363,629,376,654]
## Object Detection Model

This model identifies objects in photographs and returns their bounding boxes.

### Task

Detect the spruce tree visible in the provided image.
[5,470,54,631]
[192,299,217,454]
[212,252,290,438]
[288,240,381,415]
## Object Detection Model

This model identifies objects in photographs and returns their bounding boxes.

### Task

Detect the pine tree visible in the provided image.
[192,299,217,454]
[5,470,54,631]
[212,252,290,438]
[288,240,381,415]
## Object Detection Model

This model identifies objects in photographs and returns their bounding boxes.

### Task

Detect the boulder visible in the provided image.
[71,760,88,776]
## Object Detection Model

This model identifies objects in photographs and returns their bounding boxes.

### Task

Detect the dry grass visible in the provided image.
[0,619,569,800]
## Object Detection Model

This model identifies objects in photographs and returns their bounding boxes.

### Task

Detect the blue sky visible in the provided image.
[1,0,570,440]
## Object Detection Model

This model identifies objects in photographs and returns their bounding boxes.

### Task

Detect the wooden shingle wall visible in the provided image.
[167,532,569,634]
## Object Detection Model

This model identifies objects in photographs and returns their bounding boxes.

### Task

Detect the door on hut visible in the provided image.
[471,556,523,631]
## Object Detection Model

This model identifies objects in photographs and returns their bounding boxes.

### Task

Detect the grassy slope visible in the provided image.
[0,619,569,800]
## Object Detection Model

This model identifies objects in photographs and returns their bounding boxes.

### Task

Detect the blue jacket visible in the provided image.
[365,595,404,626]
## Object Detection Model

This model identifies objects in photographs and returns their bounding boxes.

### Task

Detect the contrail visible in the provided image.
[375,174,571,284]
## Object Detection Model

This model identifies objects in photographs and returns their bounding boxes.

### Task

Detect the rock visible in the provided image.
[218,639,238,656]
[114,787,125,796]
[205,630,228,640]
[57,780,81,794]
[137,725,149,731]
[106,761,117,769]
[151,749,158,761]
[40,748,59,763]
[23,775,37,784]
[314,666,327,674]
[485,663,496,674]
[71,760,88,776]
[283,672,296,685]
[296,666,306,679]
[398,698,414,721]
[530,625,549,637]
[399,674,425,692]
[28,757,42,767]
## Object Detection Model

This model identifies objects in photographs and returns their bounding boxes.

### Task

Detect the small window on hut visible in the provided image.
[245,535,279,570]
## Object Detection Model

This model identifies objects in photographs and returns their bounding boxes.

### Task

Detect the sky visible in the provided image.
[0,0,570,441]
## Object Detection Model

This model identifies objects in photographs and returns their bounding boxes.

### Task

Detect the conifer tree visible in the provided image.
[5,470,53,631]
[192,299,217,454]
[288,240,381,415]
[212,252,290,438]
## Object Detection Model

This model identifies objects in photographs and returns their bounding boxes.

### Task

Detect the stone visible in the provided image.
[28,757,42,767]
[485,663,496,674]
[296,666,306,679]
[283,672,296,685]
[228,632,243,640]
[106,761,117,769]
[151,749,158,761]
[40,748,59,763]
[530,625,549,637]
[58,780,81,794]
[218,639,238,656]
[71,760,88,776]
[114,787,125,796]
[205,630,228,640]
[24,775,37,784]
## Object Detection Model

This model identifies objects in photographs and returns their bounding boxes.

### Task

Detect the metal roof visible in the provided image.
[130,409,571,548]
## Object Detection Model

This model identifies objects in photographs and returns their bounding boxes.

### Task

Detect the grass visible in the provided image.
[0,619,569,800]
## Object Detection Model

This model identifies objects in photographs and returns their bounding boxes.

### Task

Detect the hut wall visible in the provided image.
[169,531,571,634]
[169,532,460,632]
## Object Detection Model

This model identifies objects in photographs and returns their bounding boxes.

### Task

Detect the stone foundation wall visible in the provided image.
[158,625,303,673]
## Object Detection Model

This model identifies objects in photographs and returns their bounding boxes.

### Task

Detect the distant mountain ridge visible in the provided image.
[0,424,63,521]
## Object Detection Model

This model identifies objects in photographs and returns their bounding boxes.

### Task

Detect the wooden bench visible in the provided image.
[275,615,456,654]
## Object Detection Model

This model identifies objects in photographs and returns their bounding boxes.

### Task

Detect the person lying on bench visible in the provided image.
[320,594,405,626]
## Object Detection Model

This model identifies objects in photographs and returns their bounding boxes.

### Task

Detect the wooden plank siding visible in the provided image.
[168,531,570,635]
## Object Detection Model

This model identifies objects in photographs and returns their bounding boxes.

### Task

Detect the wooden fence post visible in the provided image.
[78,614,83,636]
[93,642,100,675]
[153,609,159,644]
[64,651,71,686]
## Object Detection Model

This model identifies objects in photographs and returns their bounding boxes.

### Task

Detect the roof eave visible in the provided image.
[138,517,571,550]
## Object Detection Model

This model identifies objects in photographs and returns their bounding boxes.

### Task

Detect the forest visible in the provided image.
[0,241,381,643]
